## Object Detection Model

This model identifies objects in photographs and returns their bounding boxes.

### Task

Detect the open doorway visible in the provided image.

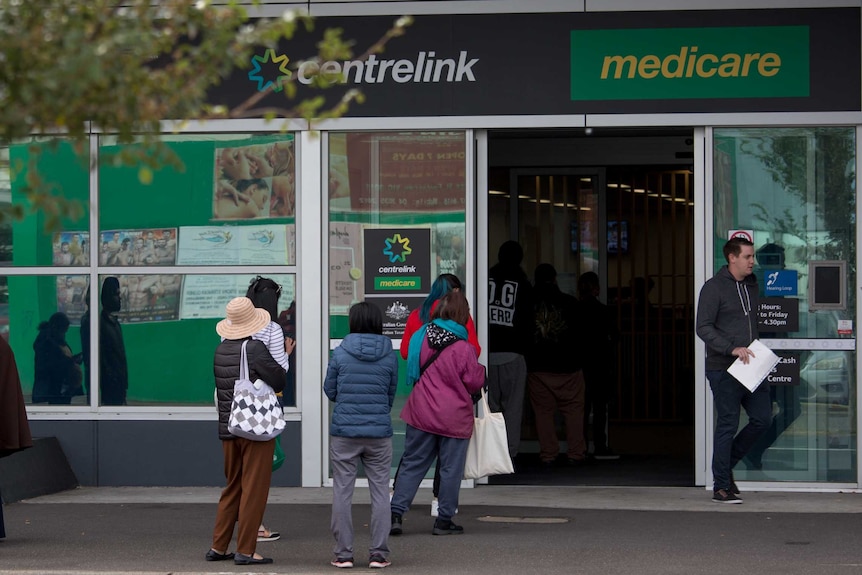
[485,127,696,486]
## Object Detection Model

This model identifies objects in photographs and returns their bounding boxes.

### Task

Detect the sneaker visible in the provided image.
[593,448,620,460]
[729,471,741,495]
[712,489,742,504]
[331,557,354,568]
[257,528,280,542]
[369,555,391,569]
[430,497,439,517]
[390,513,403,536]
[432,519,464,535]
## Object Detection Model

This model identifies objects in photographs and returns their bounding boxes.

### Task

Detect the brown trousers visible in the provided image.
[527,371,586,462]
[211,437,275,556]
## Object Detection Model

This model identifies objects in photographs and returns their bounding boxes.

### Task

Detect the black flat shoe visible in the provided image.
[205,549,234,561]
[234,552,274,565]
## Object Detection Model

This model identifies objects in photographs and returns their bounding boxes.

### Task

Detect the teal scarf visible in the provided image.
[406,318,468,385]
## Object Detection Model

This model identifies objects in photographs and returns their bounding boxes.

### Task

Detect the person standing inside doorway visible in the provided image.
[528,264,587,466]
[578,271,619,460]
[488,240,534,462]
[696,237,772,504]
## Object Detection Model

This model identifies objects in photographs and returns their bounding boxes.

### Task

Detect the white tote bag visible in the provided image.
[463,388,514,479]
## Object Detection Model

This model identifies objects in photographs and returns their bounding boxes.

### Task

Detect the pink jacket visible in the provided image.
[400,337,485,439]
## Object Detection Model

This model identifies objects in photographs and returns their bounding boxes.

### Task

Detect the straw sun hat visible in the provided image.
[216,297,270,339]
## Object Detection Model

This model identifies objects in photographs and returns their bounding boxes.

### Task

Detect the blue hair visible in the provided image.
[420,274,462,323]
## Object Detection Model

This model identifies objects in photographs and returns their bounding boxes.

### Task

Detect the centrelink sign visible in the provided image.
[297,51,479,85]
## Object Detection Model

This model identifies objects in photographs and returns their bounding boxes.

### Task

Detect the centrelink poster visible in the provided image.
[364,228,431,295]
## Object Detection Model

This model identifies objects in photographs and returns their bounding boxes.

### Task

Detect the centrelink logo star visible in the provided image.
[248,49,292,93]
[383,234,412,263]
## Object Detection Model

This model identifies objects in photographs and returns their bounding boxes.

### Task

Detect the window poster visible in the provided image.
[53,231,90,266]
[176,224,293,266]
[330,133,466,213]
[329,222,365,314]
[56,275,89,324]
[364,228,431,296]
[115,274,183,323]
[179,274,295,320]
[432,223,466,281]
[213,141,295,220]
[367,296,426,339]
[99,229,177,266]
[363,228,431,341]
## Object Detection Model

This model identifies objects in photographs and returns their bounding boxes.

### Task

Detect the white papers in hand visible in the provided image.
[727,339,780,392]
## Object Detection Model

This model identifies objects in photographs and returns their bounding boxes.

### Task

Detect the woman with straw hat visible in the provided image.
[207,297,287,566]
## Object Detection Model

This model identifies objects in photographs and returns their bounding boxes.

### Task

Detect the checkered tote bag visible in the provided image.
[228,340,286,441]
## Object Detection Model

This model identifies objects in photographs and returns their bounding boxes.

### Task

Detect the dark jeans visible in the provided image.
[707,370,772,491]
[390,425,469,522]
[393,456,442,498]
[583,364,611,452]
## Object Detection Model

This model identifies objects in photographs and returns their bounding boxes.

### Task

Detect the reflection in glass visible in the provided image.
[99,134,296,266]
[327,131,469,479]
[2,140,89,267]
[2,273,295,407]
[713,127,856,483]
[32,312,83,405]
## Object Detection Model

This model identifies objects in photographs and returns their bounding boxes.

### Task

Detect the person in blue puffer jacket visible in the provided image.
[324,302,398,569]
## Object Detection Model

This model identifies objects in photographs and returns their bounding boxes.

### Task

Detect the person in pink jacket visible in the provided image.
[389,291,486,536]
[396,273,480,517]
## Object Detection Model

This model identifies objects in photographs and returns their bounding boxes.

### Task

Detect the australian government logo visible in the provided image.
[385,300,411,322]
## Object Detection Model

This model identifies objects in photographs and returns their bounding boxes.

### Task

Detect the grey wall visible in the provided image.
[28,420,302,487]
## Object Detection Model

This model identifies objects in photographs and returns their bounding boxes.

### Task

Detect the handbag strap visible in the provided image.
[477,387,490,418]
[239,340,250,381]
[418,337,458,377]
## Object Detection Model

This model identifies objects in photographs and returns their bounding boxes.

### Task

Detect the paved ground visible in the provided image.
[2,486,862,575]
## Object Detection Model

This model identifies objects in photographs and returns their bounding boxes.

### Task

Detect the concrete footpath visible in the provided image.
[2,486,862,575]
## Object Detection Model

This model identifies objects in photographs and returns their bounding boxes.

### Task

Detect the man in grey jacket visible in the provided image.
[696,237,772,504]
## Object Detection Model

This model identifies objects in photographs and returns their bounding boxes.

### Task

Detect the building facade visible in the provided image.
[3,0,860,492]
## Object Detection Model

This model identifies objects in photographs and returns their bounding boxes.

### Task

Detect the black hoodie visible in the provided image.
[696,266,759,371]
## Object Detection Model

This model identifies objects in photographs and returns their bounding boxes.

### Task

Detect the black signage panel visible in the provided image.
[213,8,861,117]
[766,352,801,386]
[364,228,431,296]
[367,296,426,339]
[757,297,799,333]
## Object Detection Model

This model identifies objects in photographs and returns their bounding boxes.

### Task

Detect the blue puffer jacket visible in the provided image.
[324,333,398,438]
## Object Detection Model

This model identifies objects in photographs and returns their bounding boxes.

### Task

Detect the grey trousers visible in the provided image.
[488,352,527,458]
[330,436,393,561]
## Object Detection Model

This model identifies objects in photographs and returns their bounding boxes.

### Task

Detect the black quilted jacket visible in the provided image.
[213,337,287,440]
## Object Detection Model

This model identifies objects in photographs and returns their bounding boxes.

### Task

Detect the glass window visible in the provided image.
[2,273,296,407]
[327,131,468,477]
[1,140,89,267]
[713,127,856,482]
[98,134,296,266]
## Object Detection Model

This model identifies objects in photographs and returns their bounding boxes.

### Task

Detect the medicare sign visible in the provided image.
[571,26,810,100]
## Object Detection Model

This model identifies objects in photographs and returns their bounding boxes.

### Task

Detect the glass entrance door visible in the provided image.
[504,170,602,295]
[712,127,857,484]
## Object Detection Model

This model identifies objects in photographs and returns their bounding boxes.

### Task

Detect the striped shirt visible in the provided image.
[252,321,289,371]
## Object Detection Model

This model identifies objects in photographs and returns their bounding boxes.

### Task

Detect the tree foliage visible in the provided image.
[0,0,411,226]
